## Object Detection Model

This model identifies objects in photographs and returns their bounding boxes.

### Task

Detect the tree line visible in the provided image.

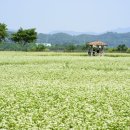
[49,44,130,53]
[0,23,130,52]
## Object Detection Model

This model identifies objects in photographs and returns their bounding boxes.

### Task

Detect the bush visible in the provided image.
[126,48,130,53]
[0,43,22,51]
[0,43,46,52]
[64,44,76,52]
[35,44,46,51]
[107,48,117,53]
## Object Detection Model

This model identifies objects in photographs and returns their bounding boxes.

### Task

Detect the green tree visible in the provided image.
[11,28,37,45]
[117,44,128,52]
[0,23,8,42]
[65,44,76,52]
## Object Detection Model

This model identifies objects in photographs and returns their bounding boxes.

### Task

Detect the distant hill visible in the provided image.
[49,31,99,35]
[37,32,130,47]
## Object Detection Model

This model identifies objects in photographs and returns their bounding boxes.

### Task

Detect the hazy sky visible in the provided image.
[0,0,130,33]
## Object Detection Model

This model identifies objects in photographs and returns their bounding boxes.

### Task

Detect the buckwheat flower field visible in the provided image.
[0,52,130,130]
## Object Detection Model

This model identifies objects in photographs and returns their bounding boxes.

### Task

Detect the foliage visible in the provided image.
[116,44,128,52]
[35,44,46,51]
[106,48,117,53]
[106,45,129,53]
[0,23,8,42]
[0,43,43,51]
[11,28,37,45]
[0,42,130,53]
[65,44,76,52]
[0,52,130,129]
[49,44,66,51]
[126,48,130,53]
[49,44,89,52]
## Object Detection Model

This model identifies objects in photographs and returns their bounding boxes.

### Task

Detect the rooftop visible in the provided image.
[88,41,107,46]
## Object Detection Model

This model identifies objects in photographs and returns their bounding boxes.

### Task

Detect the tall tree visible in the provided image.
[11,28,37,45]
[0,23,8,42]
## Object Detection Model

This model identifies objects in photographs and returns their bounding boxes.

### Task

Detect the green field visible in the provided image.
[0,52,130,130]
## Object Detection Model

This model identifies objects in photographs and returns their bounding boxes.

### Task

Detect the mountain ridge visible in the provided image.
[37,32,130,47]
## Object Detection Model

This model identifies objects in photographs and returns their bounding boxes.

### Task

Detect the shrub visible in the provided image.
[64,44,76,52]
[126,48,130,53]
[0,43,43,52]
[116,44,128,52]
[35,44,46,51]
